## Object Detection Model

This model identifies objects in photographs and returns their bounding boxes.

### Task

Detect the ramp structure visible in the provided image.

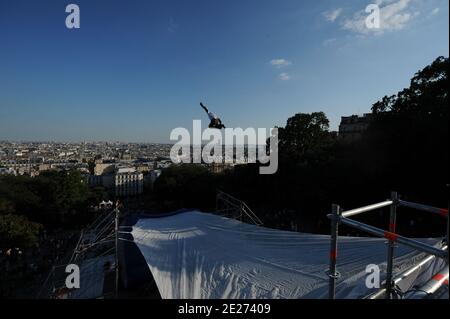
[130,203,446,299]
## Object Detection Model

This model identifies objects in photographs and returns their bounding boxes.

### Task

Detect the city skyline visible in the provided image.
[0,0,449,143]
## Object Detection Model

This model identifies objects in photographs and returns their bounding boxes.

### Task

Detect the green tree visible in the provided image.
[367,56,449,203]
[35,169,89,225]
[372,56,448,116]
[88,159,96,175]
[277,112,334,165]
[0,214,42,250]
[0,198,15,215]
[0,169,89,228]
[153,164,217,211]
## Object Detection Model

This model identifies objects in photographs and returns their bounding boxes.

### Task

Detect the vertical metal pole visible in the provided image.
[328,204,341,299]
[385,191,398,299]
[115,207,119,299]
[446,184,449,300]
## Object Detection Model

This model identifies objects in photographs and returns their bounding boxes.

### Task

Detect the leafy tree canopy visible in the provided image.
[0,214,42,250]
[277,111,334,166]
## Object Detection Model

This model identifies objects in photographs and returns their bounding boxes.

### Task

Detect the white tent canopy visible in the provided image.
[131,211,441,299]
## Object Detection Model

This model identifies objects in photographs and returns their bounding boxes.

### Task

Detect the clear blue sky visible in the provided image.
[0,0,448,143]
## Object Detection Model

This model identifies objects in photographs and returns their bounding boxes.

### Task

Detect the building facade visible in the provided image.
[87,166,144,197]
[338,113,372,142]
[114,168,144,197]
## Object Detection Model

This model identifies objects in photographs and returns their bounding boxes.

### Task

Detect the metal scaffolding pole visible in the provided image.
[367,245,448,299]
[339,217,448,259]
[328,204,341,299]
[398,200,448,218]
[341,200,393,218]
[330,192,448,299]
[405,265,449,299]
[447,184,449,300]
[385,191,398,299]
[115,207,119,299]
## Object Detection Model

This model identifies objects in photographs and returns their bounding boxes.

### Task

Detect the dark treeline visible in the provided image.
[153,56,449,237]
[0,170,102,250]
[0,169,104,297]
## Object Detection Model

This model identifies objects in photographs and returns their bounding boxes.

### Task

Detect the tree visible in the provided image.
[88,159,96,175]
[367,56,449,204]
[87,186,109,206]
[0,214,42,250]
[0,198,15,215]
[372,56,448,116]
[0,169,89,228]
[153,164,217,211]
[35,169,89,225]
[277,112,334,165]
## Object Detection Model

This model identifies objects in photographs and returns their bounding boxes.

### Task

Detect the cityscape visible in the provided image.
[0,113,371,196]
[0,141,172,195]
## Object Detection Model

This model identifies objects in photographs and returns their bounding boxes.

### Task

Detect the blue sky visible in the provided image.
[0,0,448,143]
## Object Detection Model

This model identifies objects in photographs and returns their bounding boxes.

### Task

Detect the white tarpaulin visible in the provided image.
[70,254,115,299]
[131,211,441,299]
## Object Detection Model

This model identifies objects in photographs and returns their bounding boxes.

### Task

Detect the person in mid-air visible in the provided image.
[200,102,226,129]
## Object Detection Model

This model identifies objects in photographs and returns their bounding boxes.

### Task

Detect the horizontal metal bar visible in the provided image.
[398,200,448,218]
[339,217,448,259]
[367,245,448,299]
[394,246,447,284]
[341,200,393,218]
[405,265,449,299]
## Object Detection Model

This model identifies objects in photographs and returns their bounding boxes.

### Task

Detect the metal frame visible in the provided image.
[404,265,449,299]
[37,205,120,299]
[327,204,341,299]
[366,245,448,299]
[327,192,449,299]
[385,192,397,299]
[216,189,263,226]
[114,206,119,299]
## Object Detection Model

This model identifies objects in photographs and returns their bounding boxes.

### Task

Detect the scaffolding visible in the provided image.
[215,189,263,226]
[327,191,449,299]
[37,204,120,299]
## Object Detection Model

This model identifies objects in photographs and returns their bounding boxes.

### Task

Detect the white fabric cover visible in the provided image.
[131,211,440,299]
[70,254,114,299]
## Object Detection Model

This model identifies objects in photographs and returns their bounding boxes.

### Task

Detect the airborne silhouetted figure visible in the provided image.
[200,102,226,129]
